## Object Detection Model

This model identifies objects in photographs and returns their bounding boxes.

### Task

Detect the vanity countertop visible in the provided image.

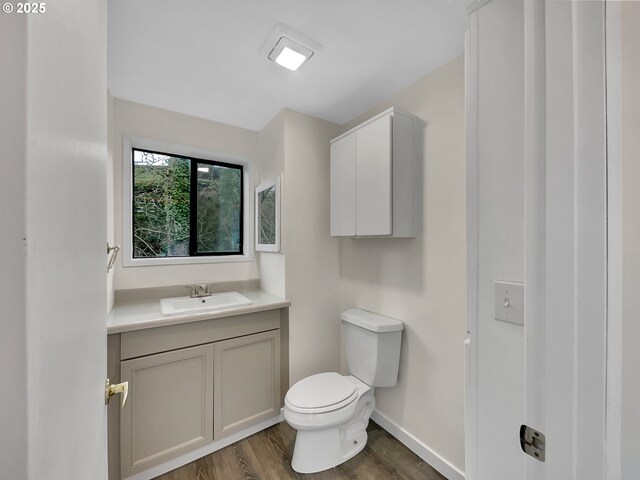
[107,290,290,334]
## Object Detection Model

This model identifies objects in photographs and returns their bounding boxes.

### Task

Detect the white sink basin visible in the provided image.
[160,291,252,315]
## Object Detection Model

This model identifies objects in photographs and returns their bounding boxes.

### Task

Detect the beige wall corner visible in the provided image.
[339,55,466,472]
[257,110,286,298]
[258,108,342,385]
[282,111,342,384]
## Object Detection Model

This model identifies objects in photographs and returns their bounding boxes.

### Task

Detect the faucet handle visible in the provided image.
[185,283,215,297]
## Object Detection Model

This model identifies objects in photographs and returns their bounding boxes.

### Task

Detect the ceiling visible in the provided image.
[108,0,467,131]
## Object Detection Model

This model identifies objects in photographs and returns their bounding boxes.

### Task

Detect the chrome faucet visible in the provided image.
[186,283,215,298]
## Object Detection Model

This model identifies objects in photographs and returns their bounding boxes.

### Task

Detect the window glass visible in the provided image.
[132,149,243,258]
[195,162,242,254]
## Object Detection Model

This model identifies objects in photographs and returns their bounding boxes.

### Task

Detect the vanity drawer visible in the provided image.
[120,309,280,360]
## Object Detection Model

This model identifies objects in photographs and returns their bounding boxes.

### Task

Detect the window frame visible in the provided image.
[123,135,254,267]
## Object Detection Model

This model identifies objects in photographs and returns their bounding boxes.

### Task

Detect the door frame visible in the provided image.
[541,2,608,478]
[603,1,623,478]
[465,1,613,478]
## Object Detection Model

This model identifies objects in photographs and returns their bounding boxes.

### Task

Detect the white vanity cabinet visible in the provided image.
[109,308,285,479]
[330,107,420,237]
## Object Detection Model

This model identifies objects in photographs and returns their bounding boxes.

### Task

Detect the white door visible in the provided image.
[466,1,608,479]
[19,1,110,479]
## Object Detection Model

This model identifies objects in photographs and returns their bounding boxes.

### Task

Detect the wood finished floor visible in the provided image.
[154,421,446,480]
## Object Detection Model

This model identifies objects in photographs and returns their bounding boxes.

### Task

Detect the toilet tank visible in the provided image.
[341,308,404,387]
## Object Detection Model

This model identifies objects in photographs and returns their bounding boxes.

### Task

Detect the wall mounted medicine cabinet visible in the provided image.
[330,107,421,238]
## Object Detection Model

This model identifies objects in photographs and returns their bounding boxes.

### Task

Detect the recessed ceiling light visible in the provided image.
[275,47,307,70]
[269,38,313,71]
[260,24,322,72]
[197,167,210,173]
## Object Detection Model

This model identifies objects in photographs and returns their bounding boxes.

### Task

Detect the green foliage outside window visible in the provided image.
[195,163,242,253]
[132,149,242,258]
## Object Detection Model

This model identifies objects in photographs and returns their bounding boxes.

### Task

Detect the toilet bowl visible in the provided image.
[284,373,375,473]
[284,308,403,474]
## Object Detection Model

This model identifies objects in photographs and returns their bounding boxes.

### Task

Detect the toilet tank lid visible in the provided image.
[341,308,404,333]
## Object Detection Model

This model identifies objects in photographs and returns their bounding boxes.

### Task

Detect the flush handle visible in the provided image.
[105,378,129,409]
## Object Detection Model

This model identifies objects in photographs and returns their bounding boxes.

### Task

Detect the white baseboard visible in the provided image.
[371,410,465,480]
[123,412,284,480]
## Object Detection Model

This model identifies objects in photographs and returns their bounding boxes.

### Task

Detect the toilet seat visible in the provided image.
[285,372,359,414]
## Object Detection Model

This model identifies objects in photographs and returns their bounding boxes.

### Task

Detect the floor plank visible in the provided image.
[246,429,300,479]
[154,421,447,480]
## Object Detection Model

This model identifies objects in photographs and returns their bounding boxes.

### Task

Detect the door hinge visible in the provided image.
[520,424,545,462]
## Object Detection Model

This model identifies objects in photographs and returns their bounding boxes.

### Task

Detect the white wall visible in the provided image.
[112,99,260,290]
[622,2,640,477]
[257,111,286,298]
[0,13,28,480]
[283,111,342,383]
[25,0,108,478]
[339,56,466,471]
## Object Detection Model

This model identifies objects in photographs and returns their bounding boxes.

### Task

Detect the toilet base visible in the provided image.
[291,426,367,474]
[289,391,375,474]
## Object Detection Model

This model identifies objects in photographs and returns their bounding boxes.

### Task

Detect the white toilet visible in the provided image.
[283,308,404,474]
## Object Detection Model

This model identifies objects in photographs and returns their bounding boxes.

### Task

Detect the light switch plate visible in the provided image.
[494,281,524,326]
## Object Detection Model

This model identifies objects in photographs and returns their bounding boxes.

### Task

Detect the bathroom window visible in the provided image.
[130,147,244,260]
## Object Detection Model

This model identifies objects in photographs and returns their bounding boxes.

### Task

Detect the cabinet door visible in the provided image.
[356,114,393,236]
[120,344,214,477]
[214,330,280,439]
[330,134,357,236]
